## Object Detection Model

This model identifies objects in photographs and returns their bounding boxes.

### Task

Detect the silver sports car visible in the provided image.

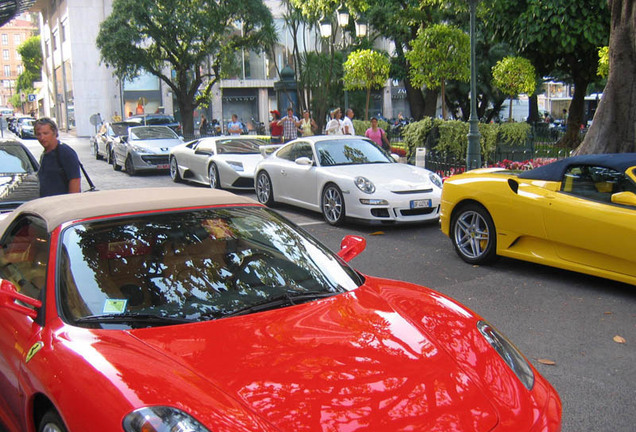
[169,136,265,189]
[112,126,183,176]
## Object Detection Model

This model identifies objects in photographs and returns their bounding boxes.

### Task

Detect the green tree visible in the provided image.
[96,0,276,135]
[14,35,41,111]
[343,49,389,120]
[574,0,635,154]
[406,23,470,120]
[492,56,536,121]
[597,46,609,78]
[485,0,610,148]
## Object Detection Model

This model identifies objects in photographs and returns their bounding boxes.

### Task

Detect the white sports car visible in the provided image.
[254,135,443,225]
[169,136,266,189]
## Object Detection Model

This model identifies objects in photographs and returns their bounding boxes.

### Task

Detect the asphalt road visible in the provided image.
[14,130,636,431]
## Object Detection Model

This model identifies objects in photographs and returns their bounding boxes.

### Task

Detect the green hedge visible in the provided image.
[402,118,531,162]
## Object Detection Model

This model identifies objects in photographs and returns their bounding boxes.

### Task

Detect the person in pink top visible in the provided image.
[365,117,390,150]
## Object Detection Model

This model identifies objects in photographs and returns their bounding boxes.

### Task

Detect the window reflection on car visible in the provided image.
[130,126,179,141]
[315,138,393,166]
[58,206,362,329]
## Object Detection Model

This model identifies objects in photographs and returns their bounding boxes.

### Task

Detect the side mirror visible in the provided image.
[337,235,366,262]
[0,279,41,319]
[295,157,313,166]
[611,191,636,207]
[391,153,400,162]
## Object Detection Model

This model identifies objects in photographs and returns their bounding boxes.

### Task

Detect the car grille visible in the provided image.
[232,177,254,188]
[141,155,169,165]
[392,188,434,194]
[399,205,440,217]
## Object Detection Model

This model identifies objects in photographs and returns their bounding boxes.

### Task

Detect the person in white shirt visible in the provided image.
[326,108,344,135]
[342,108,355,135]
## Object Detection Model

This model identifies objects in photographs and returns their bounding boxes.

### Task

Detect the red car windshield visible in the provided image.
[58,207,361,328]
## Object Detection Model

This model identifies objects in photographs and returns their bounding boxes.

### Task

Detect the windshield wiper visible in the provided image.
[223,291,339,318]
[75,313,194,327]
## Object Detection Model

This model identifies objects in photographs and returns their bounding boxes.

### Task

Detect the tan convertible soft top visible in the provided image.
[0,187,259,233]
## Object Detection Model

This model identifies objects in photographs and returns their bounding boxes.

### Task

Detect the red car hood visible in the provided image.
[131,280,499,431]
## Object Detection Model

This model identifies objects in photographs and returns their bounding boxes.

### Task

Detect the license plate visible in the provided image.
[157,164,169,169]
[410,199,432,209]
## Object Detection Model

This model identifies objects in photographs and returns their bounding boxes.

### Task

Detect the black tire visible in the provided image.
[321,184,346,226]
[169,157,182,183]
[112,150,121,171]
[450,203,498,265]
[38,409,68,432]
[208,163,220,189]
[94,142,102,160]
[125,156,136,176]
[106,146,113,164]
[255,171,275,206]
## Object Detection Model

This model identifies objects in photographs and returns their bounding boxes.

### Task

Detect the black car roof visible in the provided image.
[518,153,636,181]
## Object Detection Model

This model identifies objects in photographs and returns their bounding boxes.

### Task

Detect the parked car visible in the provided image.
[111,125,183,176]
[92,121,136,162]
[127,113,182,135]
[0,187,561,431]
[13,116,35,137]
[441,153,636,285]
[255,135,443,225]
[169,136,266,189]
[0,139,39,212]
[16,118,36,139]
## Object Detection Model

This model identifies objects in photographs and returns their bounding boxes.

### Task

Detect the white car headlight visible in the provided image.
[227,161,244,172]
[355,176,375,194]
[130,144,150,153]
[429,172,443,188]
[477,320,535,390]
[123,406,210,432]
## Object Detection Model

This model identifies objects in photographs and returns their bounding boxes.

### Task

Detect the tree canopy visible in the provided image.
[96,0,276,135]
[406,23,470,120]
[14,35,41,109]
[343,49,389,120]
[492,56,536,121]
[486,0,610,147]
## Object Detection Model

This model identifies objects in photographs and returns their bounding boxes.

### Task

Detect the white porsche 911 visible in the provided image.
[254,136,443,225]
[169,136,266,189]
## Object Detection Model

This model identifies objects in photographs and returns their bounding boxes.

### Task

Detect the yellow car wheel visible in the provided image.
[450,203,497,265]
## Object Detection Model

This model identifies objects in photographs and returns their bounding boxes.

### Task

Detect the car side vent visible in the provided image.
[508,178,519,194]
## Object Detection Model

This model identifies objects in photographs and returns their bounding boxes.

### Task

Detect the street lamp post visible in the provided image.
[466,0,481,170]
[319,7,367,112]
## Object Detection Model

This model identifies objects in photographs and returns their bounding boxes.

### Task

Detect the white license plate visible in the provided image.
[157,164,169,169]
[410,199,432,209]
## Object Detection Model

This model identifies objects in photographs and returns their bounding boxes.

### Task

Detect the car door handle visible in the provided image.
[281,169,287,176]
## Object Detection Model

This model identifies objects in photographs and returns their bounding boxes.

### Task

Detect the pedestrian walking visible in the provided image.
[199,114,209,136]
[342,108,355,135]
[35,117,81,197]
[365,117,390,150]
[299,110,317,137]
[227,114,243,136]
[326,108,343,135]
[269,110,283,143]
[278,107,299,142]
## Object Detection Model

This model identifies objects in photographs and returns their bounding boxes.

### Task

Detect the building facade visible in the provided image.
[30,0,402,137]
[0,14,38,112]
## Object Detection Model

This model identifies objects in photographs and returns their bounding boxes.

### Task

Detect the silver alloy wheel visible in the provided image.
[322,185,344,225]
[453,210,491,259]
[209,163,219,189]
[169,157,180,181]
[256,172,272,204]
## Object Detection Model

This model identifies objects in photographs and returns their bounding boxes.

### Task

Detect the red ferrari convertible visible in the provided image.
[0,188,561,431]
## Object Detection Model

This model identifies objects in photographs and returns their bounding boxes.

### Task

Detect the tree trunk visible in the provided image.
[404,77,426,120]
[558,75,589,149]
[423,88,438,118]
[441,80,447,120]
[574,0,636,154]
[178,97,195,136]
[365,85,371,121]
[508,96,513,121]
[527,94,540,123]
